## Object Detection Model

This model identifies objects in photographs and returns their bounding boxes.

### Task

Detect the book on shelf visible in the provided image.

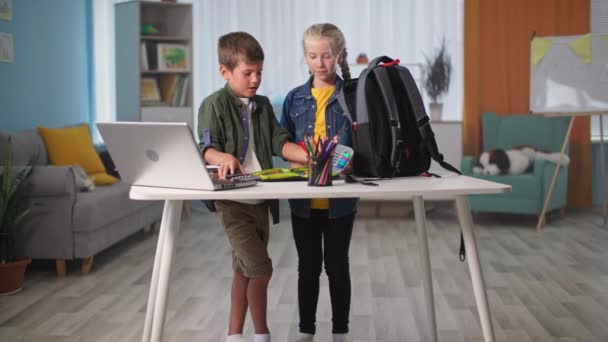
[179,75,189,106]
[158,74,190,107]
[172,75,184,106]
[159,74,178,104]
[140,77,160,102]
[141,41,158,70]
[170,75,180,106]
[140,42,149,71]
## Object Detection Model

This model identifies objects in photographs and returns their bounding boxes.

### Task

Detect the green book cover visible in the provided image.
[253,167,338,182]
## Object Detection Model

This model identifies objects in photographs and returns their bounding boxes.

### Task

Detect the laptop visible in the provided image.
[97,122,258,191]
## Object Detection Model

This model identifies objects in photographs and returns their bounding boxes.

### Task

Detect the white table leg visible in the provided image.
[412,196,438,342]
[148,200,183,342]
[455,195,495,342]
[142,200,171,342]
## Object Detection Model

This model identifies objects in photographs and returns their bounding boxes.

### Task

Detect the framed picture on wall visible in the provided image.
[140,77,161,103]
[157,43,189,71]
[0,32,13,63]
[0,0,12,21]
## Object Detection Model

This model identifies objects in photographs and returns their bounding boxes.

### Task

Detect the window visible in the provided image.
[91,0,116,144]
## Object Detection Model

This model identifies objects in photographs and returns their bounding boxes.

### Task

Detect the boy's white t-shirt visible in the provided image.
[235,97,263,205]
[240,98,262,174]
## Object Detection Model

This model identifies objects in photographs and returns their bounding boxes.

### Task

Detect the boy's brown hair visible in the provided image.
[218,32,264,70]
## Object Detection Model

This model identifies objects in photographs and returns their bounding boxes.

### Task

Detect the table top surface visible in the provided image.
[130,174,510,201]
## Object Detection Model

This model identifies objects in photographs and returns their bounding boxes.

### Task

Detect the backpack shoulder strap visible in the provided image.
[337,84,354,124]
[355,66,373,127]
[396,67,461,175]
[339,56,400,127]
[372,66,402,172]
[396,66,427,123]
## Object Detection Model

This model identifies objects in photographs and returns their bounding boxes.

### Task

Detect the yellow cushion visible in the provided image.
[90,172,119,185]
[38,124,118,185]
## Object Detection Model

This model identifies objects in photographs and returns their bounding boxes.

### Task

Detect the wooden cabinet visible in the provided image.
[115,1,194,128]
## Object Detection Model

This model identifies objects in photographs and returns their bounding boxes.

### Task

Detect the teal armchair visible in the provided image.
[461,112,570,217]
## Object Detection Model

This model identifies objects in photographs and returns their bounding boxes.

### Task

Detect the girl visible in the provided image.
[280,23,358,342]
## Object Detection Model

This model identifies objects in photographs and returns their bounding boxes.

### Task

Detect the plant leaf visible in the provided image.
[0,138,32,263]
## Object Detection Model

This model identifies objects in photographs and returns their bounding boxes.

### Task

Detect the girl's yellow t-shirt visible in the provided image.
[310,85,335,210]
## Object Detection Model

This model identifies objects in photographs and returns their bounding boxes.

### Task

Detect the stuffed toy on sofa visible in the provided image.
[473,146,570,176]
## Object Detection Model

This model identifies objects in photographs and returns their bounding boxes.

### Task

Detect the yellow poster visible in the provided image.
[531,37,553,65]
[568,33,591,64]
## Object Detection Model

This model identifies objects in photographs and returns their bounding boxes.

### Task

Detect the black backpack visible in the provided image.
[337,56,459,179]
[338,56,465,261]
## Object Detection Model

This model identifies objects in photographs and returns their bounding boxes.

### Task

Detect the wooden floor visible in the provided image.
[1,201,607,342]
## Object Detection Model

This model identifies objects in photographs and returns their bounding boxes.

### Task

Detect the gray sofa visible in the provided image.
[0,128,163,276]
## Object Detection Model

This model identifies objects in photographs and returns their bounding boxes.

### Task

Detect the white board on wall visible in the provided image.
[530,34,608,114]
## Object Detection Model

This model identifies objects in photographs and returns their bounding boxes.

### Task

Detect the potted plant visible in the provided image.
[423,39,452,121]
[0,138,32,295]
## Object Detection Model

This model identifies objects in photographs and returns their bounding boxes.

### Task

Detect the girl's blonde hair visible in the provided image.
[302,23,351,80]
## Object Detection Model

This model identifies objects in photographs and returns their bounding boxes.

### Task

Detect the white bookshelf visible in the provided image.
[115,0,194,128]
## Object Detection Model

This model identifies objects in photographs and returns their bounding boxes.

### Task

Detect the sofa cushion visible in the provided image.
[72,181,156,233]
[0,130,49,166]
[38,124,118,185]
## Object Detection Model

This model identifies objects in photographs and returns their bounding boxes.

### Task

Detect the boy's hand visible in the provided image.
[203,148,246,179]
[217,153,245,179]
[289,161,306,168]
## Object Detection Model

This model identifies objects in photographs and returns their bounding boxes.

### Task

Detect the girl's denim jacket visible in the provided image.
[280,76,359,219]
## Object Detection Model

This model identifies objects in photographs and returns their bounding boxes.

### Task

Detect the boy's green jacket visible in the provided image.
[197,84,289,223]
[197,84,289,170]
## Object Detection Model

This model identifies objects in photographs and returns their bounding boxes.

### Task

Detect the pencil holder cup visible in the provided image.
[308,156,333,186]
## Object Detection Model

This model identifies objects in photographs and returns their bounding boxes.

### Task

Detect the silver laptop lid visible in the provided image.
[97,122,218,190]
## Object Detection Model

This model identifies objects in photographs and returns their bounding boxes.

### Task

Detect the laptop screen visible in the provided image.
[97,122,256,191]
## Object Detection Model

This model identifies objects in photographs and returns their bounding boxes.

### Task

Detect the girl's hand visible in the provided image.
[339,160,353,175]
[217,154,245,179]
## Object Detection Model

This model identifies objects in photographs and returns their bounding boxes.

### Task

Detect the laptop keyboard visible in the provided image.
[225,173,260,182]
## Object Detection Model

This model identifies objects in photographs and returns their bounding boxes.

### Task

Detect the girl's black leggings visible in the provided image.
[291,210,356,334]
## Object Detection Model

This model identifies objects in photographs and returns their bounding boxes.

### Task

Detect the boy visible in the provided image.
[198,32,307,342]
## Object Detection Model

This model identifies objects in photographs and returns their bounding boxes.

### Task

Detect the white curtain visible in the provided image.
[92,0,117,143]
[193,0,464,122]
[92,0,464,142]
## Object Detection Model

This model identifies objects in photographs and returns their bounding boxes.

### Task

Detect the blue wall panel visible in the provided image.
[0,0,91,132]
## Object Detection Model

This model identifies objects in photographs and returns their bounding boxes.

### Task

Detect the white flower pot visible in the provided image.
[430,103,443,121]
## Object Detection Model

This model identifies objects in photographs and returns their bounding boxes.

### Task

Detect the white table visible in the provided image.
[131,175,510,342]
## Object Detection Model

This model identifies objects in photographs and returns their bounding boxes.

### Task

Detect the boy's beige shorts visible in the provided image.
[214,200,272,278]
